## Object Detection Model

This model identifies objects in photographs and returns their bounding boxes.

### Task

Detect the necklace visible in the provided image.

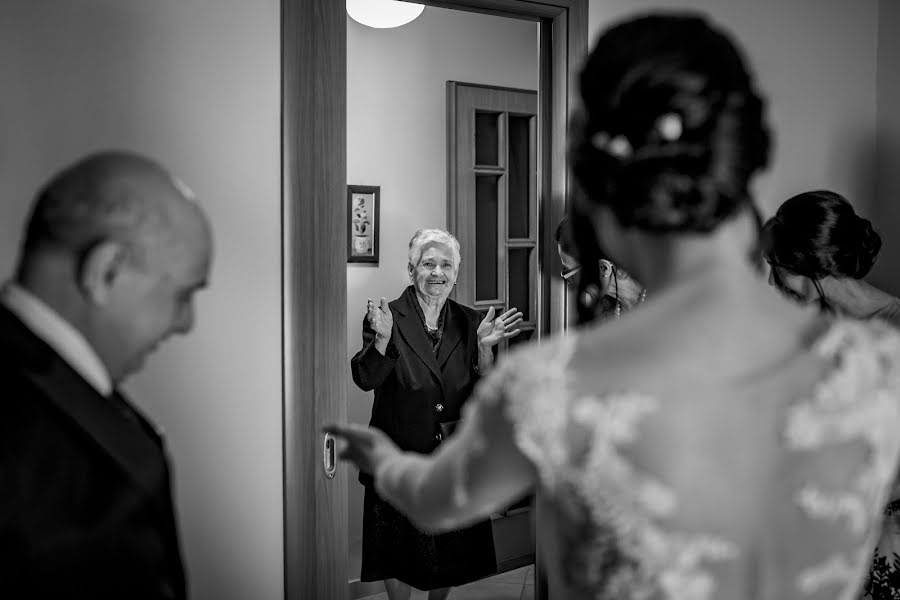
[615,288,647,318]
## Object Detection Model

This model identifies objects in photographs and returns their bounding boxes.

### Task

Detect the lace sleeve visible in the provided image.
[374,353,536,533]
[499,335,579,495]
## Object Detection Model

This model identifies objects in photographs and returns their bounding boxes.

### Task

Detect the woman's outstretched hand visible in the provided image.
[323,422,401,476]
[477,307,524,348]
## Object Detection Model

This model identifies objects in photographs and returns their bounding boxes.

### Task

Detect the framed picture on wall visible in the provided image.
[347,185,380,263]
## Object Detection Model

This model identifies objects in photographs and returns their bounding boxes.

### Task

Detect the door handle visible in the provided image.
[323,432,336,479]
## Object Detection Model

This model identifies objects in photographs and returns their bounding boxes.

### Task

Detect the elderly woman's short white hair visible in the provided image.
[407,228,461,269]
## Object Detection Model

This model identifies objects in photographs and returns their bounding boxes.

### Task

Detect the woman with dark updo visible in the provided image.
[762,190,900,596]
[327,13,900,599]
[761,189,900,325]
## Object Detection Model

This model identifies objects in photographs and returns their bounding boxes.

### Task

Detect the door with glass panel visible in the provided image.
[448,82,540,355]
[447,81,539,572]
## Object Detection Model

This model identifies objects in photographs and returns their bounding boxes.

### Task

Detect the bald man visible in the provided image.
[0,152,213,599]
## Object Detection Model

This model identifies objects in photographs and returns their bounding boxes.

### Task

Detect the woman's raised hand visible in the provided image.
[367,297,393,340]
[477,306,524,348]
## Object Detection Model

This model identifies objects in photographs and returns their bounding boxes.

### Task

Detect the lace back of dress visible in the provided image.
[501,335,739,599]
[500,319,900,600]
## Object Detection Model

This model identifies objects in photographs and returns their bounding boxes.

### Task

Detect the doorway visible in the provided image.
[282,1,588,599]
[347,10,539,598]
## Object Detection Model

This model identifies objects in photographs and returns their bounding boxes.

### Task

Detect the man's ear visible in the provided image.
[408,263,415,281]
[78,240,128,305]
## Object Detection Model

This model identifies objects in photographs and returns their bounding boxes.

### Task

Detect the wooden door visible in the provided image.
[447,80,542,576]
[448,83,540,354]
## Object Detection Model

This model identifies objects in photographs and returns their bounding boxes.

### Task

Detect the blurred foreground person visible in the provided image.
[0,151,213,599]
[329,13,900,599]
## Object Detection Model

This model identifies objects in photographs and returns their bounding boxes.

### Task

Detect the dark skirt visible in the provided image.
[360,484,497,590]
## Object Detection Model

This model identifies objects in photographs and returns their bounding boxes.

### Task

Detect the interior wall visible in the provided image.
[869,0,900,295]
[0,2,283,599]
[346,6,538,574]
[587,0,880,220]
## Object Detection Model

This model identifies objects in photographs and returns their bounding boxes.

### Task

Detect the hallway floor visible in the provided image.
[359,565,534,600]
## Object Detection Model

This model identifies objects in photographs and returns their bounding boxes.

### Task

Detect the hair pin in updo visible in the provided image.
[590,131,632,159]
[655,112,683,142]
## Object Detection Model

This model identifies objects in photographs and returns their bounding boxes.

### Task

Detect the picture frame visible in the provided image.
[347,185,380,263]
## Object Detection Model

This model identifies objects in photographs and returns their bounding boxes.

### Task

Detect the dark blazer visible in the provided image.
[0,305,186,600]
[351,286,483,462]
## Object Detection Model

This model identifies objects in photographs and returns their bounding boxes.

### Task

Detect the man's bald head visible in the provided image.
[15,151,213,383]
[19,151,203,273]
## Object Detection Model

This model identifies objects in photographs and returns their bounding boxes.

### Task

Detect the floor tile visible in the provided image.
[520,584,534,600]
[356,577,525,600]
[524,567,533,585]
[483,565,529,585]
[450,581,523,600]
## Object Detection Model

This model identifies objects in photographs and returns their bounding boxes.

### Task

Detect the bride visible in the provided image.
[327,12,900,599]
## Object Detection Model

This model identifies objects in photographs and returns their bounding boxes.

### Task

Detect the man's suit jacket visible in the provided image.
[0,306,186,599]
[351,286,483,462]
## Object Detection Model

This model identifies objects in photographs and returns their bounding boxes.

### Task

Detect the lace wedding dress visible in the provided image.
[376,317,900,599]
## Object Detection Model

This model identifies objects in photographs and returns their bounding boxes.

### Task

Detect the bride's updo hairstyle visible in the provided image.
[568,13,772,324]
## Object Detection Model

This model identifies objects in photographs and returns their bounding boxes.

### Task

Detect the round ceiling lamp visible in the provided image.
[346,0,425,29]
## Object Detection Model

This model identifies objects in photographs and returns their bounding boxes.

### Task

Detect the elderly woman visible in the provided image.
[351,228,522,600]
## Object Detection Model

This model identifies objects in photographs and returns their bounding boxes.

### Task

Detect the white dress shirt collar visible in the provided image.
[1,282,113,396]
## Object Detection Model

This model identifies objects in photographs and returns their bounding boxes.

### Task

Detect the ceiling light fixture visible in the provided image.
[346,0,425,29]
